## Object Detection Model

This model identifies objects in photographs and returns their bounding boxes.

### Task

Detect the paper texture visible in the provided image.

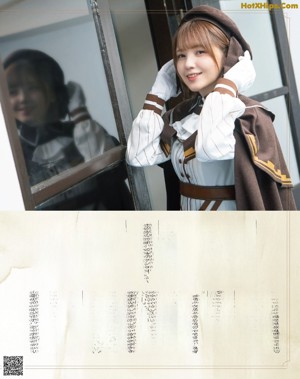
[0,211,299,378]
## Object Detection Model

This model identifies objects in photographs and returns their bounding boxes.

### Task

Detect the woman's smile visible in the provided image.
[186,72,202,81]
[176,45,224,96]
[7,72,51,127]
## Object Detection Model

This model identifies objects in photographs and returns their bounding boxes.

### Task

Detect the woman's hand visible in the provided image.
[224,51,256,93]
[150,60,181,101]
[67,81,90,124]
[67,81,86,112]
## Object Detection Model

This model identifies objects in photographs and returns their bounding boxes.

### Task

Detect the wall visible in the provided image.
[0,0,88,36]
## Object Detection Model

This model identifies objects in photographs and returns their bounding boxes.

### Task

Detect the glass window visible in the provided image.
[0,0,144,210]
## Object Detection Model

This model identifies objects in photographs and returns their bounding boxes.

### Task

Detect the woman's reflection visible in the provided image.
[3,49,134,210]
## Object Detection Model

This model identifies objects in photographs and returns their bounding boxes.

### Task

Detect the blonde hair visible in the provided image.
[173,20,229,68]
[173,20,229,96]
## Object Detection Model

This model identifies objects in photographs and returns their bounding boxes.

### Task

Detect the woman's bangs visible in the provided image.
[176,22,211,52]
[6,62,35,85]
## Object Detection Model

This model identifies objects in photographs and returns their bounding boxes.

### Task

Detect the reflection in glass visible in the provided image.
[3,48,135,210]
[4,49,118,186]
[0,0,135,210]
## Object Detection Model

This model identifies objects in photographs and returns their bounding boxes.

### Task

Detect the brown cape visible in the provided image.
[234,95,296,210]
[160,95,296,210]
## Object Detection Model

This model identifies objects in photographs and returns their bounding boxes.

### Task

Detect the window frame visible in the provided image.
[0,0,151,210]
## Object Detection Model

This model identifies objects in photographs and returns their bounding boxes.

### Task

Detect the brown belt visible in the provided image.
[180,182,236,211]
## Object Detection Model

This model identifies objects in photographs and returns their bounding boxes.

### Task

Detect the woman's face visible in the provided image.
[176,44,225,97]
[6,65,51,127]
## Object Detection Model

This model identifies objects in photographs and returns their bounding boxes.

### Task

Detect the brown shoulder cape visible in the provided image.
[234,95,296,210]
[160,95,296,210]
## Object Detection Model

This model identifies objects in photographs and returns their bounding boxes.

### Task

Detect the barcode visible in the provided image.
[3,356,23,376]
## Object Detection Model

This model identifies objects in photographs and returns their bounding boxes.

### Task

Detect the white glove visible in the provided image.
[150,60,180,101]
[67,81,86,112]
[224,51,256,93]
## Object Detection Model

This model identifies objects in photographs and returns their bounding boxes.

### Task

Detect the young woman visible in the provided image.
[126,5,296,210]
[4,49,134,210]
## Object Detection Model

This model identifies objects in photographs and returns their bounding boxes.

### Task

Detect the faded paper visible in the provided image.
[0,211,299,379]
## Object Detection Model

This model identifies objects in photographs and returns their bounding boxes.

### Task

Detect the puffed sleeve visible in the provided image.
[126,94,170,166]
[68,80,117,160]
[73,118,116,161]
[195,78,246,162]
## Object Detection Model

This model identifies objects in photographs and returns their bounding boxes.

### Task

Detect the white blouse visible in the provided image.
[126,91,246,210]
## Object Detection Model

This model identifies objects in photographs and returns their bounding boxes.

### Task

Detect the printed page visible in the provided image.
[0,212,299,378]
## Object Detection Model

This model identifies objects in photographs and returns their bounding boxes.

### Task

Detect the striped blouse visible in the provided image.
[126,80,246,210]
